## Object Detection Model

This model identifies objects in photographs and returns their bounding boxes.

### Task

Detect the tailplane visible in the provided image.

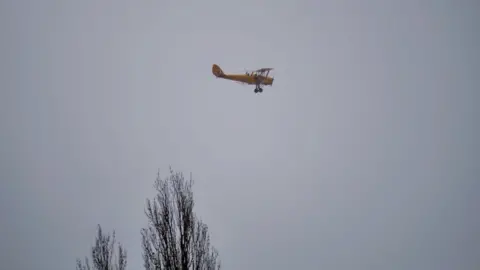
[212,64,225,77]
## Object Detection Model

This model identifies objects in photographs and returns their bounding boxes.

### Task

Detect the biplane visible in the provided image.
[212,64,274,93]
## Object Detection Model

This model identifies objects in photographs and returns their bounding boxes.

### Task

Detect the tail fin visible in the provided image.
[212,64,225,77]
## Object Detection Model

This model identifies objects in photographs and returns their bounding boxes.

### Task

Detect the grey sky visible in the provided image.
[1,0,479,269]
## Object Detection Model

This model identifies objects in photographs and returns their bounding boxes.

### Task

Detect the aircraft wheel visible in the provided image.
[259,88,263,93]
[254,88,258,93]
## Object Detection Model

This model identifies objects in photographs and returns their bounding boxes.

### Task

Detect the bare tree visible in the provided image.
[141,168,221,270]
[76,224,127,270]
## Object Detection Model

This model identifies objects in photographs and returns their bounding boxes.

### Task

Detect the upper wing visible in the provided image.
[255,68,274,72]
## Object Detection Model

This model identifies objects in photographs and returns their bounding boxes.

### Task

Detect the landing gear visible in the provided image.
[254,87,263,93]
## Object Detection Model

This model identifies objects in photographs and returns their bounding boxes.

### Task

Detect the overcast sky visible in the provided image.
[1,1,479,269]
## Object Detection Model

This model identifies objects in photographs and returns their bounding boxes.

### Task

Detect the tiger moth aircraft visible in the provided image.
[212,64,274,94]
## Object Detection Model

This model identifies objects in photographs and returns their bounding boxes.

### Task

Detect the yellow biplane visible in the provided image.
[212,64,274,93]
